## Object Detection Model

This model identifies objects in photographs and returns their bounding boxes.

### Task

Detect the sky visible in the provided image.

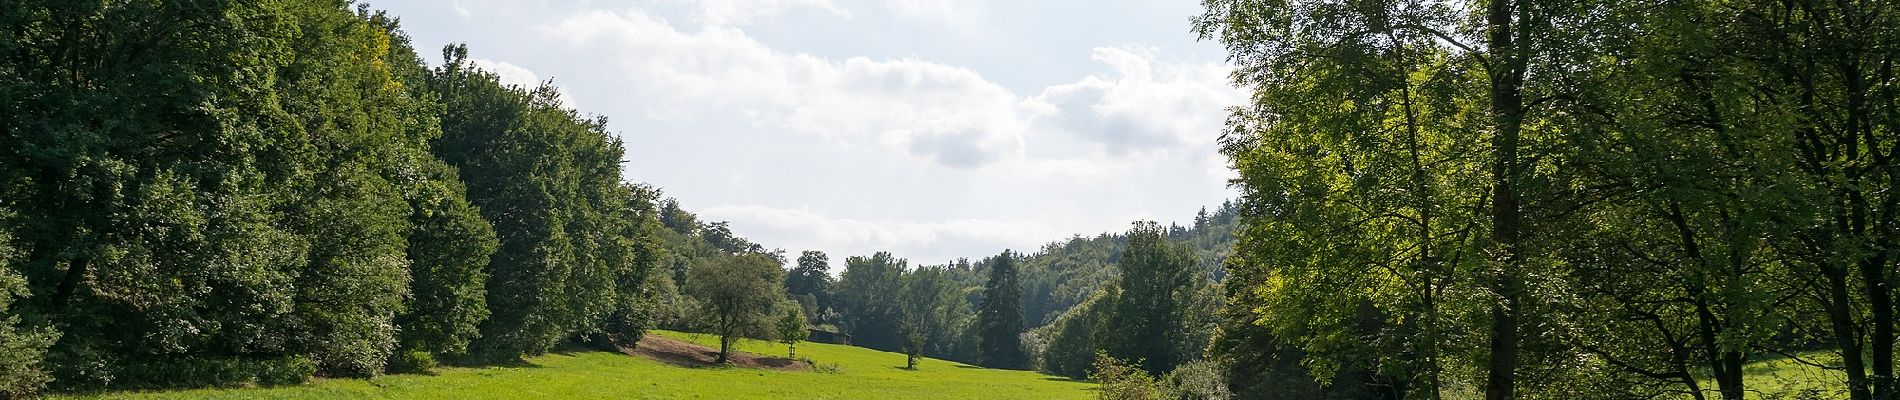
[374,0,1244,269]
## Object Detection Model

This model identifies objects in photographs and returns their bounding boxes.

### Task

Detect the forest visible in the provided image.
[0,0,1894,399]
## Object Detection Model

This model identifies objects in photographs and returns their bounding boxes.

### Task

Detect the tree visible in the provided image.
[429,44,640,362]
[1103,222,1205,375]
[899,265,960,369]
[836,252,907,351]
[785,250,835,320]
[686,254,785,364]
[977,250,1027,369]
[777,303,806,358]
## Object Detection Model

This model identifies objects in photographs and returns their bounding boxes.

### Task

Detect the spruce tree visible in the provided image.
[976,250,1026,369]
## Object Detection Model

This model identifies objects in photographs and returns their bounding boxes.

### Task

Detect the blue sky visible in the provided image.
[374,0,1242,269]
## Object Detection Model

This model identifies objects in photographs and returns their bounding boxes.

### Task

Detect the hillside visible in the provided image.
[54,331,1093,400]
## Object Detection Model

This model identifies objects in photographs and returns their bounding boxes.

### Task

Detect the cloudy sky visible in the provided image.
[376,0,1243,269]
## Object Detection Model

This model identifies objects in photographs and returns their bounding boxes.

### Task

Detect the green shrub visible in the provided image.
[1090,353,1163,400]
[1161,359,1231,400]
[0,268,57,398]
[386,350,439,374]
[253,357,315,386]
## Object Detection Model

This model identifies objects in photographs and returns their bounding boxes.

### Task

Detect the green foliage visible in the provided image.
[977,250,1028,369]
[685,254,786,363]
[428,44,645,362]
[1039,286,1118,379]
[899,265,962,369]
[1160,359,1231,400]
[1197,0,1900,397]
[837,252,907,351]
[104,356,313,390]
[0,253,57,398]
[0,1,679,394]
[786,250,835,321]
[1102,222,1208,375]
[776,303,806,357]
[1090,353,1164,400]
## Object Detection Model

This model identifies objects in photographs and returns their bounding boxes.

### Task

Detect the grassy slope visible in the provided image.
[59,331,1094,400]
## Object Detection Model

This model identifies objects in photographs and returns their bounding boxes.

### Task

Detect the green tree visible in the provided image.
[776,304,806,358]
[899,265,960,369]
[837,252,906,351]
[686,253,785,363]
[428,44,639,362]
[786,250,834,319]
[1103,222,1205,375]
[977,250,1027,369]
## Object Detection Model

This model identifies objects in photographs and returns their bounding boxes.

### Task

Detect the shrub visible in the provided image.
[1161,359,1231,400]
[386,350,438,374]
[1090,353,1164,400]
[254,356,316,386]
[0,268,57,398]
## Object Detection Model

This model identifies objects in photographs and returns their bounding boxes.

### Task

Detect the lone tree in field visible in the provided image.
[776,303,806,358]
[686,253,785,363]
[899,265,958,370]
[976,250,1027,369]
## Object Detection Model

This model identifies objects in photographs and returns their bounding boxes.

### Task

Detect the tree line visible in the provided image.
[1193,0,1896,398]
[0,2,792,396]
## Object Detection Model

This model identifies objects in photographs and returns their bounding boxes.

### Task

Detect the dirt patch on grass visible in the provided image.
[624,334,809,371]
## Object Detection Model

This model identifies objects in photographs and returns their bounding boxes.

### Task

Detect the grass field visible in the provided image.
[1694,352,1848,399]
[57,331,1095,400]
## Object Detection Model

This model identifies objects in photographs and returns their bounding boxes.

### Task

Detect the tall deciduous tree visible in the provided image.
[899,265,959,369]
[428,44,641,362]
[1104,222,1205,375]
[837,252,906,351]
[786,250,834,319]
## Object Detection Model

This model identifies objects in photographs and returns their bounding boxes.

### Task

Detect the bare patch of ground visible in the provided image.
[623,334,809,371]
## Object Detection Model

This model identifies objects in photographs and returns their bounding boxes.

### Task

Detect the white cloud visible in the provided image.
[543,10,1238,169]
[700,204,1071,264]
[467,57,580,110]
[884,0,980,26]
[364,0,1244,269]
[547,10,1026,168]
[1026,46,1244,157]
[681,0,852,26]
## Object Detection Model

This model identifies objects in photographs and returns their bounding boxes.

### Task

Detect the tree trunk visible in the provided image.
[1826,263,1874,400]
[718,335,733,364]
[1483,0,1526,398]
[1861,255,1892,399]
[52,257,90,312]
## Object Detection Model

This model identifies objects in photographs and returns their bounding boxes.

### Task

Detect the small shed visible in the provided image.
[806,328,851,345]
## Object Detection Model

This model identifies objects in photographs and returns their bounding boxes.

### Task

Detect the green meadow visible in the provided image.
[56,331,1093,400]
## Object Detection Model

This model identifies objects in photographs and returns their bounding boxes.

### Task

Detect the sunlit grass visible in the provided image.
[56,330,1094,400]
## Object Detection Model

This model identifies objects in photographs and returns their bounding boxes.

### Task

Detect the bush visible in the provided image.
[0,268,57,398]
[111,358,250,390]
[1090,353,1164,400]
[386,350,438,374]
[253,357,315,387]
[1162,359,1231,400]
[73,356,314,391]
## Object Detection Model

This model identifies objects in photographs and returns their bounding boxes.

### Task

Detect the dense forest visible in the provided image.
[1195,0,1896,398]
[1,0,1894,399]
